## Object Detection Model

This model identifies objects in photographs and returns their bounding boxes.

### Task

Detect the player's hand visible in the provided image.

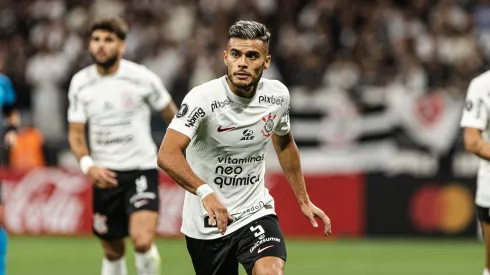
[88,166,118,189]
[202,193,233,235]
[300,201,332,236]
[4,130,17,148]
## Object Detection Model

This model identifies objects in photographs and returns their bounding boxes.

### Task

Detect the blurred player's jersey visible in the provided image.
[67,59,171,170]
[168,76,290,239]
[0,74,16,126]
[461,70,490,207]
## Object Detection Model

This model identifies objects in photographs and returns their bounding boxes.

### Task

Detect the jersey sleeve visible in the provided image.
[67,76,87,123]
[167,88,209,139]
[146,70,172,111]
[273,88,291,136]
[461,78,488,130]
[0,76,16,106]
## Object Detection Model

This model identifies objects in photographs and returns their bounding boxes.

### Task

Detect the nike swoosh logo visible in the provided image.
[217,126,236,132]
[257,245,274,253]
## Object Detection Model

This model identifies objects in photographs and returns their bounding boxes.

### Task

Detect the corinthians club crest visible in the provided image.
[261,113,276,138]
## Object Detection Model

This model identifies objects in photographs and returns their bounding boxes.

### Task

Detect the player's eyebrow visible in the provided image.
[230,48,261,56]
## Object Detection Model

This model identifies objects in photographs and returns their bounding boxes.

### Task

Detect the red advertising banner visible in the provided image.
[0,168,365,237]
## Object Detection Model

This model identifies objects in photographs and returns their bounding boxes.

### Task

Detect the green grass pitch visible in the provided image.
[7,236,484,275]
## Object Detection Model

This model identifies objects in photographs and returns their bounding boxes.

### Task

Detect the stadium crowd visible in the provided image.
[0,0,485,169]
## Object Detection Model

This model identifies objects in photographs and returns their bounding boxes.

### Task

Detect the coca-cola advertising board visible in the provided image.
[0,168,364,237]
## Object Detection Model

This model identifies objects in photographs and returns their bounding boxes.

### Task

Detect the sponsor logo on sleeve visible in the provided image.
[184,107,206,127]
[176,103,189,118]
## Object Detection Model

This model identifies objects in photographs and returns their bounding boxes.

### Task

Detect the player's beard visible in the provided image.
[90,52,119,70]
[228,64,264,93]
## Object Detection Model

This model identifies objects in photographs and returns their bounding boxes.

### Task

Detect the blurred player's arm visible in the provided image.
[463,128,490,160]
[461,78,490,160]
[159,101,178,125]
[68,122,89,160]
[146,70,178,124]
[67,78,116,187]
[0,76,20,147]
[272,127,331,235]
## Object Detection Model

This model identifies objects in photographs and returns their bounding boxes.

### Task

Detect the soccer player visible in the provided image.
[157,20,331,275]
[0,72,20,275]
[67,18,177,275]
[461,71,490,275]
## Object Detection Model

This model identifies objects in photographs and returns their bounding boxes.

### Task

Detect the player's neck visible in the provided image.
[226,78,257,99]
[96,59,121,76]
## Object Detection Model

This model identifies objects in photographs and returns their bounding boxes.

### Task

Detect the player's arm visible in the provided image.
[461,77,490,160]
[272,92,332,235]
[145,69,178,124]
[0,76,20,147]
[272,131,331,236]
[158,129,233,234]
[68,122,89,160]
[158,92,233,234]
[157,129,205,193]
[67,78,116,187]
[464,128,490,160]
[159,100,178,125]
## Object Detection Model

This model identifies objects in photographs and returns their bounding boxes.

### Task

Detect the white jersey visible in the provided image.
[461,70,490,207]
[168,76,291,239]
[67,59,172,170]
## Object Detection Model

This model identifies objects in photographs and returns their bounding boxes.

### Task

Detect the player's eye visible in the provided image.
[246,53,259,60]
[231,51,240,58]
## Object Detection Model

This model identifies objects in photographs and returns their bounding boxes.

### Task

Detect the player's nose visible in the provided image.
[237,55,247,67]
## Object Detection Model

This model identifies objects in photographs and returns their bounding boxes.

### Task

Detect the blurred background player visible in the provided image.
[461,71,490,275]
[67,17,177,275]
[158,20,331,275]
[0,71,20,275]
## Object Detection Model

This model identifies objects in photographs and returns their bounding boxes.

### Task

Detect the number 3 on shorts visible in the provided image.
[250,225,265,237]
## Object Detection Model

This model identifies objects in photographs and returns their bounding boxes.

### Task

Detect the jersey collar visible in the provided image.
[221,75,263,105]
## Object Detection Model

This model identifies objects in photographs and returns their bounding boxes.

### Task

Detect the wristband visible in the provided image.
[196,184,214,200]
[80,155,94,175]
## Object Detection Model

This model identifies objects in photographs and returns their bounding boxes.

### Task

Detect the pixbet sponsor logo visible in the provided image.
[259,95,284,106]
[185,107,206,127]
[211,98,232,112]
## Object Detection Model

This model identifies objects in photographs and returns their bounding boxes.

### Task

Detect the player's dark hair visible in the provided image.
[228,20,271,44]
[89,17,128,40]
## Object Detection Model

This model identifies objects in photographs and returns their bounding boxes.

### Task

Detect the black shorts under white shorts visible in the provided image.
[185,214,287,275]
[92,169,159,240]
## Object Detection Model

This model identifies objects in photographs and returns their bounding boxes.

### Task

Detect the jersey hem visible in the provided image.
[168,125,193,139]
[181,208,276,240]
[460,122,486,130]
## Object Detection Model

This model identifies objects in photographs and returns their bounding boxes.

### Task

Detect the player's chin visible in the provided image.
[232,78,254,89]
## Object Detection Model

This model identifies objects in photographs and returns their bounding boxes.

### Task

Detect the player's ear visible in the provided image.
[263,55,271,70]
[223,51,228,66]
[119,41,126,55]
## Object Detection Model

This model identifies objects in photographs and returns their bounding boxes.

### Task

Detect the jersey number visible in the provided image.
[250,225,265,237]
[135,176,148,193]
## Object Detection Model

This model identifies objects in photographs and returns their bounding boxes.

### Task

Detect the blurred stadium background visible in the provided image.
[0,0,488,274]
